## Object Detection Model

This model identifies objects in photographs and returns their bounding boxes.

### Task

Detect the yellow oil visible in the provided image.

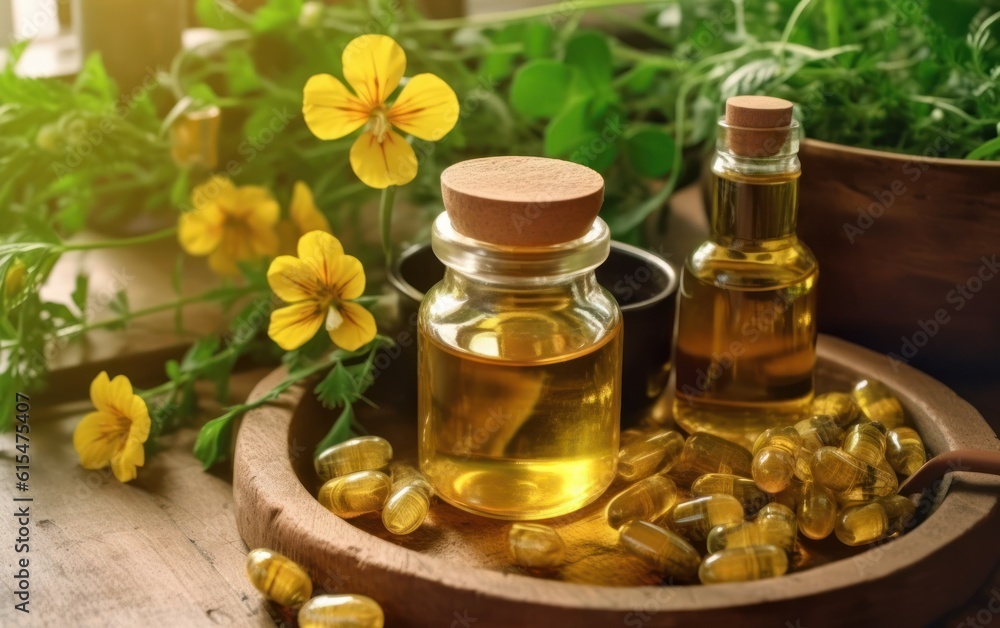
[674,170,818,446]
[418,324,622,520]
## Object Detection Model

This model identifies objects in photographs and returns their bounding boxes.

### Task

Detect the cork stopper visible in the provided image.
[724,96,794,157]
[440,156,605,247]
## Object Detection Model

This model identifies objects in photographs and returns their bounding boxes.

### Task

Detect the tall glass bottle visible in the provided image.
[419,156,623,520]
[673,96,818,447]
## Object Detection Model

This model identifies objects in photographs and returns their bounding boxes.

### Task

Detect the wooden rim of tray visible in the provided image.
[801,137,1000,169]
[233,335,1000,624]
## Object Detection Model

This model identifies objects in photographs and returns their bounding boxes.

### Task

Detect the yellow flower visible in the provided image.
[278,181,332,255]
[303,34,460,189]
[4,258,26,300]
[178,176,280,275]
[73,372,151,483]
[267,230,376,351]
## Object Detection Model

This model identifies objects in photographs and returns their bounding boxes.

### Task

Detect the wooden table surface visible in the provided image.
[2,187,998,626]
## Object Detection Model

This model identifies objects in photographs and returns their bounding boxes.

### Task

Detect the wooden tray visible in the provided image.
[233,335,1000,627]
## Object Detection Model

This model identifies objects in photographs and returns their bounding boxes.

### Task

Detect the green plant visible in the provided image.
[1,0,997,474]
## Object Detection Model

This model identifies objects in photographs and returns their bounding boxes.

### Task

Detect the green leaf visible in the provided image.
[253,0,305,33]
[109,289,129,322]
[625,127,675,178]
[620,63,659,95]
[170,167,191,209]
[0,372,25,431]
[193,410,239,469]
[314,362,357,409]
[522,23,556,59]
[74,53,117,101]
[314,404,356,457]
[165,360,181,381]
[544,98,621,172]
[482,24,523,80]
[187,83,219,107]
[181,337,221,373]
[564,31,612,89]
[71,274,89,316]
[226,49,262,96]
[510,60,573,119]
[195,0,241,29]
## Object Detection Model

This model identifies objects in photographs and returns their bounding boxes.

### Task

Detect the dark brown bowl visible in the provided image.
[385,240,678,423]
[797,139,1000,378]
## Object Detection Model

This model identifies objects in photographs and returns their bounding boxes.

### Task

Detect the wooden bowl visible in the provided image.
[797,139,1000,378]
[233,335,1000,627]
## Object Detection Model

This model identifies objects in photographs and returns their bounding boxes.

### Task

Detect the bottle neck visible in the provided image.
[430,212,610,287]
[710,151,801,246]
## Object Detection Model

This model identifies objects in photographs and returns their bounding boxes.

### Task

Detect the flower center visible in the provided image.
[368,107,391,142]
[325,304,344,332]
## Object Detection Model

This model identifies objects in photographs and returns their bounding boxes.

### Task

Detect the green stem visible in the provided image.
[378,185,398,266]
[779,0,817,69]
[59,227,178,253]
[51,285,257,342]
[398,0,664,32]
[967,137,1000,160]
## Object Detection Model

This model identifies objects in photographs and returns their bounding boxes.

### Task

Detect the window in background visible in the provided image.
[12,0,60,41]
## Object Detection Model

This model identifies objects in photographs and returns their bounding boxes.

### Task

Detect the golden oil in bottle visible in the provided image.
[419,328,621,519]
[419,157,622,520]
[674,96,818,447]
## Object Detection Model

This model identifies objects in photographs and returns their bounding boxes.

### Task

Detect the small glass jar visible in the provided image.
[418,213,623,520]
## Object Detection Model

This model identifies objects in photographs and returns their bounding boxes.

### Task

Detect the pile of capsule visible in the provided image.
[314,435,434,535]
[245,548,384,627]
[242,436,434,626]
[505,378,929,584]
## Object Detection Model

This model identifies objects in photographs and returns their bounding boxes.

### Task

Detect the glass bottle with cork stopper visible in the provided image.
[673,96,819,447]
[419,156,623,520]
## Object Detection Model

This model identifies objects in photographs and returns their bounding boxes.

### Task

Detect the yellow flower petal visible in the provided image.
[277,219,299,256]
[111,439,145,483]
[248,224,279,259]
[127,396,152,443]
[268,301,325,351]
[329,254,366,300]
[76,372,150,482]
[328,301,377,351]
[233,186,280,224]
[267,255,320,303]
[208,248,240,276]
[178,203,224,256]
[290,181,332,234]
[191,175,237,212]
[388,73,460,141]
[73,410,120,470]
[90,371,134,416]
[342,34,406,108]
[349,129,417,189]
[297,231,346,284]
[303,73,371,140]
[208,232,257,276]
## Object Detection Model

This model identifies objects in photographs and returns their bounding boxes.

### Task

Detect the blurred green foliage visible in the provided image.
[0,0,998,463]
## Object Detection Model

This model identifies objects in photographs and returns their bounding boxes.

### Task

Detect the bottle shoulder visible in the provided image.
[686,237,818,290]
[418,276,621,362]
